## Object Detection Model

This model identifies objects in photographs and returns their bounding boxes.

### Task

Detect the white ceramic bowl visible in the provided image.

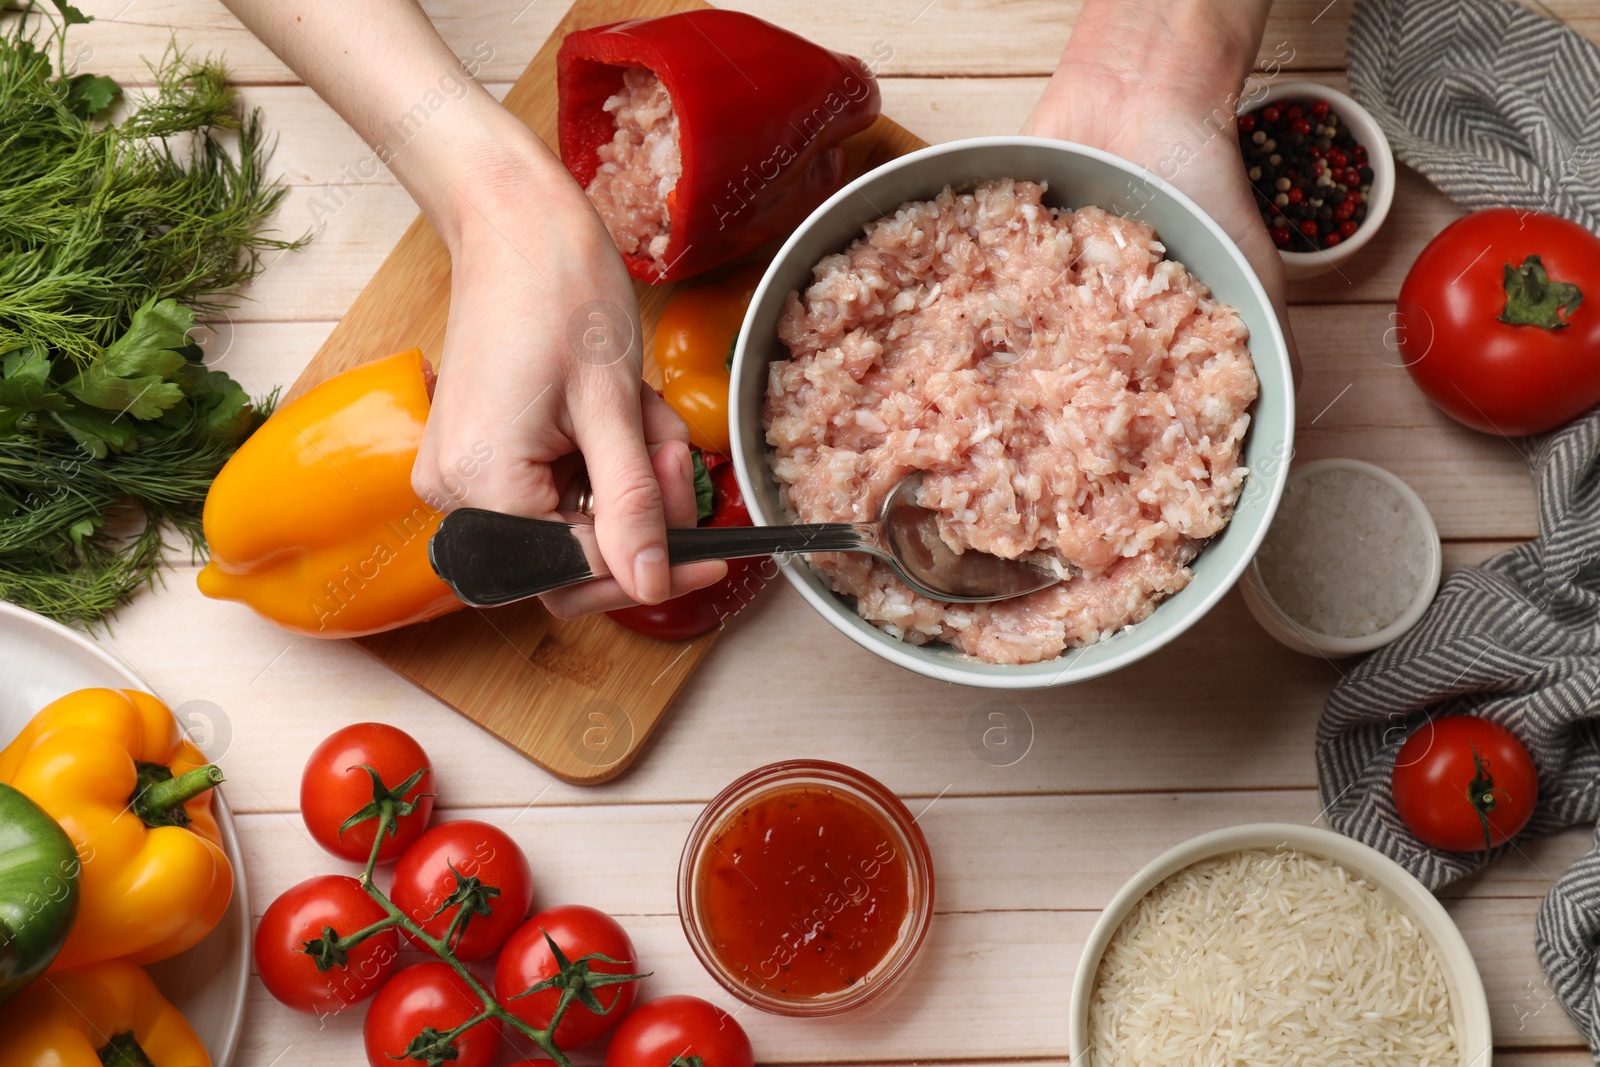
[1069,822,1491,1065]
[1240,457,1442,657]
[0,602,249,1067]
[729,136,1295,689]
[1250,80,1396,280]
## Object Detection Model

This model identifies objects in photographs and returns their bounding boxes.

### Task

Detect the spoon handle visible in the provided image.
[665,522,868,563]
[429,507,870,607]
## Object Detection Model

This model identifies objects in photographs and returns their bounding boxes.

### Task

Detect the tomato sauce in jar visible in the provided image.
[696,783,913,1000]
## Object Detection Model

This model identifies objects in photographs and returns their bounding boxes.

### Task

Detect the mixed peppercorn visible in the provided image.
[1240,98,1374,253]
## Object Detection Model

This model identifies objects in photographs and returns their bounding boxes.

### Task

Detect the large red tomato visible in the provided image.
[364,962,501,1067]
[1392,715,1538,852]
[606,996,754,1067]
[255,875,399,1016]
[390,820,534,961]
[1398,208,1600,436]
[302,723,434,864]
[494,905,640,1050]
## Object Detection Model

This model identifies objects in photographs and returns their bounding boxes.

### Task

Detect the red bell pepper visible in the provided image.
[558,10,882,283]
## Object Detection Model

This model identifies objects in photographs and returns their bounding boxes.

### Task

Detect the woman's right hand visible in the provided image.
[411,131,726,618]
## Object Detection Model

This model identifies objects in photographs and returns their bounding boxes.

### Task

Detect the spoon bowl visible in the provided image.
[875,475,1063,602]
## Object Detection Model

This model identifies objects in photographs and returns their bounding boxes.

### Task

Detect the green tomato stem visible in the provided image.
[331,915,400,954]
[1498,254,1583,328]
[355,807,578,1066]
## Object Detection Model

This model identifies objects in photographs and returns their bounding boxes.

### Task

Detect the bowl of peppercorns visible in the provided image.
[1240,80,1394,279]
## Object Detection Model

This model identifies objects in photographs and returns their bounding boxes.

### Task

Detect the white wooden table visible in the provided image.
[71,1,1596,1063]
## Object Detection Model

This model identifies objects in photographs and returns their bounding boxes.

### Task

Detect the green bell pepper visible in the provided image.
[0,782,80,1007]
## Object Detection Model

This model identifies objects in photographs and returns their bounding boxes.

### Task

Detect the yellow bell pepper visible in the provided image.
[0,960,211,1067]
[196,348,462,637]
[0,688,232,971]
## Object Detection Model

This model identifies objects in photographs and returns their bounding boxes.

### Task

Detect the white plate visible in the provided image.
[0,601,249,1067]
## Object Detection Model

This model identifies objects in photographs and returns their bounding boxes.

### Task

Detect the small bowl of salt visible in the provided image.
[1240,458,1441,658]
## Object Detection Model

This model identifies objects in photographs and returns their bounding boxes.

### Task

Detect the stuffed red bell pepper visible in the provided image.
[558,10,881,283]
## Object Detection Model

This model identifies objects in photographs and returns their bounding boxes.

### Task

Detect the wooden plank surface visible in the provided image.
[60,0,1599,1063]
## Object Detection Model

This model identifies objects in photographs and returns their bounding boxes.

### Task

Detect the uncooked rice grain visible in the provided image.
[1086,848,1458,1066]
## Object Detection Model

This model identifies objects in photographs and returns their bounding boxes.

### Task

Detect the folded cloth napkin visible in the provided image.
[1316,409,1600,1048]
[1332,0,1600,1055]
[1347,0,1600,233]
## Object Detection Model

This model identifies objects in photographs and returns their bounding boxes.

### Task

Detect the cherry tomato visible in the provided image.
[494,905,640,1051]
[255,875,399,1016]
[606,996,754,1067]
[1392,715,1537,852]
[1398,208,1600,436]
[364,962,501,1067]
[390,820,534,961]
[608,459,772,640]
[302,723,434,864]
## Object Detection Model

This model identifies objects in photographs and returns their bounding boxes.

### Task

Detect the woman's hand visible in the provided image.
[1024,0,1300,383]
[413,134,726,617]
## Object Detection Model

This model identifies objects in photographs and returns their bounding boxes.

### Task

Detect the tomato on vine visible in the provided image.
[1392,715,1537,852]
[390,820,535,961]
[301,723,434,864]
[255,875,399,1015]
[495,905,642,1050]
[606,996,754,1067]
[285,726,649,1067]
[364,962,501,1067]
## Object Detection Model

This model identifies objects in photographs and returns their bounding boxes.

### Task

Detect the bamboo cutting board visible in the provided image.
[287,0,924,784]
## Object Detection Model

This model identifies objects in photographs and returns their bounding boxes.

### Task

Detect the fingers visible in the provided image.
[641,380,690,445]
[412,428,562,518]
[413,348,568,516]
[641,384,699,529]
[652,439,702,530]
[539,560,729,619]
[572,375,673,604]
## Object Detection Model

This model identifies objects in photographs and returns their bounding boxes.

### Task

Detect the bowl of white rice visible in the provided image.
[1069,822,1491,1066]
[728,136,1295,687]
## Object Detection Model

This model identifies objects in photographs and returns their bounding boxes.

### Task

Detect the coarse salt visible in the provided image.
[1255,467,1430,637]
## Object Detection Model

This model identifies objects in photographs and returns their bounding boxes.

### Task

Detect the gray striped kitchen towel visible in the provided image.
[1315,408,1600,1052]
[1347,0,1600,233]
[1339,0,1600,1052]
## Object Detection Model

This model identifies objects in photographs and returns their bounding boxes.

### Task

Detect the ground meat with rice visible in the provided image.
[764,179,1258,665]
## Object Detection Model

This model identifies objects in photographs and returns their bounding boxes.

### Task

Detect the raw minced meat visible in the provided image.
[764,179,1258,665]
[584,67,681,274]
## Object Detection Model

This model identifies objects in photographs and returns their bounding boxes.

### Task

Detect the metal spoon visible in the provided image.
[428,474,1066,607]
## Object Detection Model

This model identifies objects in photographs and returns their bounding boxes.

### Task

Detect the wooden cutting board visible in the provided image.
[286,0,924,784]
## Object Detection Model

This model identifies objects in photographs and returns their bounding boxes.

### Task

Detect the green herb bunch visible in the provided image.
[0,1,305,624]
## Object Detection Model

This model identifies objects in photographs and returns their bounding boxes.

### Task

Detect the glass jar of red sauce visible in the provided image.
[678,760,935,1016]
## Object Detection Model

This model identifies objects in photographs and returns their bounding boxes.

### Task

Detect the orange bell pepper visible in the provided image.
[654,264,763,456]
[196,348,462,637]
[0,688,231,970]
[0,960,211,1067]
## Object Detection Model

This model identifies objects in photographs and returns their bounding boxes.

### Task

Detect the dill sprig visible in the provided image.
[0,2,307,626]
